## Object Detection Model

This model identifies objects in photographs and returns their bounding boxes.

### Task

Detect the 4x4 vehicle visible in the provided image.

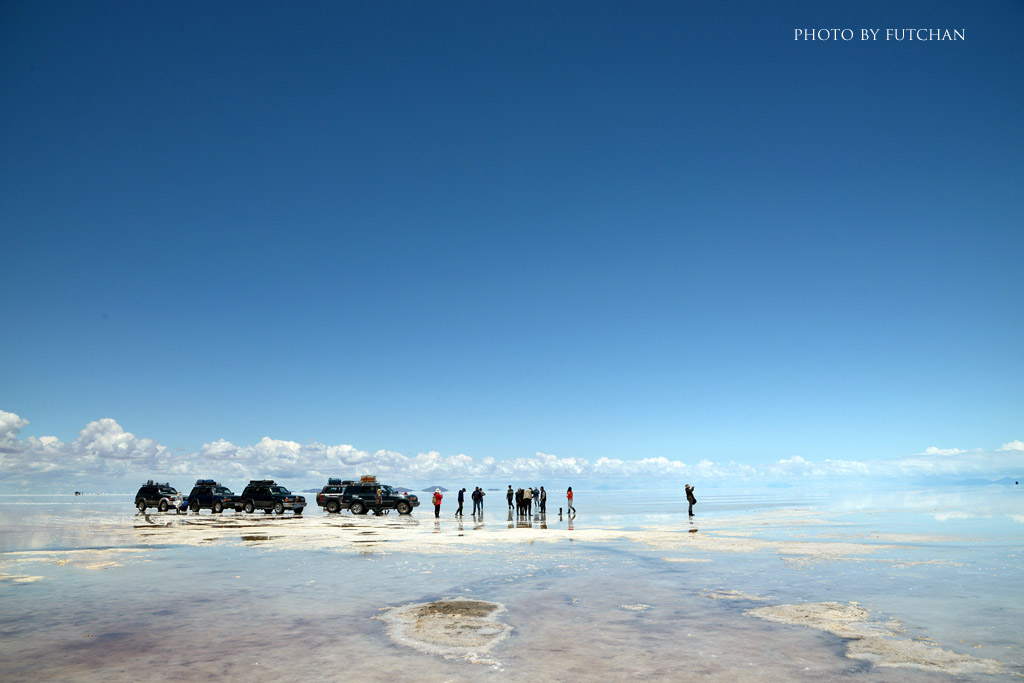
[186,479,242,513]
[317,477,419,515]
[135,481,182,512]
[239,479,305,515]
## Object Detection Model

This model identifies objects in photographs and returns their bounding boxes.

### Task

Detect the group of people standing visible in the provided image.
[432,484,692,519]
[506,485,547,515]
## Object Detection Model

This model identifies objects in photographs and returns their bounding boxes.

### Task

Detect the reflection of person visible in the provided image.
[685,484,696,516]
[456,488,465,516]
[566,486,575,513]
[433,488,443,518]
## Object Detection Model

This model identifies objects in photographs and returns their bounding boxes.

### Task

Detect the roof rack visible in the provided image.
[248,479,276,485]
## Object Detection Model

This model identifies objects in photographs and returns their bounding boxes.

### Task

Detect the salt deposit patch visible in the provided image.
[701,589,767,601]
[746,602,1006,675]
[619,603,650,611]
[378,598,512,664]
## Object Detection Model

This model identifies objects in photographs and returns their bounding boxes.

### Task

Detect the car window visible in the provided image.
[213,487,232,495]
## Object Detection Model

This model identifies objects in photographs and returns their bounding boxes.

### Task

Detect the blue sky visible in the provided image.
[1,1,1022,488]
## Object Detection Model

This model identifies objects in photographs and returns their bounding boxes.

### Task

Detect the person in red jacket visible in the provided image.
[432,489,443,518]
[566,486,575,514]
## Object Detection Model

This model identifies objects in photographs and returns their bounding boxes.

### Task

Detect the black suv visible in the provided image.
[186,479,242,514]
[239,479,305,515]
[135,481,182,512]
[317,479,419,515]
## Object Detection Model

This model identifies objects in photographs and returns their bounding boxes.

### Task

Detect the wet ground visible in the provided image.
[0,486,1021,681]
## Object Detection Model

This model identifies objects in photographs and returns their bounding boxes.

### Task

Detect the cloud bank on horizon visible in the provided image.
[1,410,1020,491]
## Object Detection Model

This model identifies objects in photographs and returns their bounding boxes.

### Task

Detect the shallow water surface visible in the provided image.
[0,485,1021,681]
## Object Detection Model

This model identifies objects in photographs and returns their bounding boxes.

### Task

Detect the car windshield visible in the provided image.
[270,486,290,494]
[213,487,232,495]
[381,486,394,494]
[159,488,177,495]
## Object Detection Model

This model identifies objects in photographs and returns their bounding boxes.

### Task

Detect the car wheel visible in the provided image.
[396,501,411,515]
[189,500,200,513]
[273,502,285,514]
[243,500,255,514]
[326,500,340,513]
[293,507,303,515]
[158,500,169,512]
[350,501,365,515]
[212,501,224,514]
[136,499,147,511]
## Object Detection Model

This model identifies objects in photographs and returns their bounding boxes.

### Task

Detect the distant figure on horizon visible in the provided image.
[433,488,443,518]
[566,486,575,514]
[685,484,696,517]
[456,488,465,516]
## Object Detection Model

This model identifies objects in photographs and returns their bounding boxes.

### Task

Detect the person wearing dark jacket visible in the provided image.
[685,484,696,516]
[456,488,465,516]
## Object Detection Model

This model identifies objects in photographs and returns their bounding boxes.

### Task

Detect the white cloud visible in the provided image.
[922,446,967,456]
[1,409,1022,492]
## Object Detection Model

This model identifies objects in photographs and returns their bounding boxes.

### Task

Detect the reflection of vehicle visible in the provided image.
[186,480,242,513]
[318,476,419,515]
[135,481,182,512]
[239,480,305,515]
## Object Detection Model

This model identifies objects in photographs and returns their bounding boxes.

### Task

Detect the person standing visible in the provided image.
[685,484,696,517]
[374,487,383,515]
[507,485,514,510]
[539,486,547,513]
[433,488,443,518]
[471,488,480,515]
[456,488,465,516]
[477,487,486,513]
[566,486,575,514]
[523,486,533,515]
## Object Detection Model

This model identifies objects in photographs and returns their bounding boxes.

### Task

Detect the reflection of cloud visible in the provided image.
[1,409,1023,490]
[1009,515,1024,525]
[933,511,975,522]
[997,440,1024,452]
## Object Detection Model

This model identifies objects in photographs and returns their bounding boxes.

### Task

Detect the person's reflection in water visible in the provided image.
[457,518,464,535]
[507,510,514,529]
[433,519,441,534]
[474,515,485,530]
[567,516,574,531]
[539,513,547,530]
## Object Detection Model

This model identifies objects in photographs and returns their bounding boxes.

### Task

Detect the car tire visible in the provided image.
[350,501,365,515]
[273,502,285,514]
[243,500,255,514]
[158,500,169,512]
[212,501,224,514]
[189,499,200,513]
[396,501,411,515]
[326,501,340,513]
[293,507,303,515]
[136,499,147,512]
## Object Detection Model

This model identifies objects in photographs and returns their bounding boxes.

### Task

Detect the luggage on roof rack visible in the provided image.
[328,478,342,485]
[360,475,377,483]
